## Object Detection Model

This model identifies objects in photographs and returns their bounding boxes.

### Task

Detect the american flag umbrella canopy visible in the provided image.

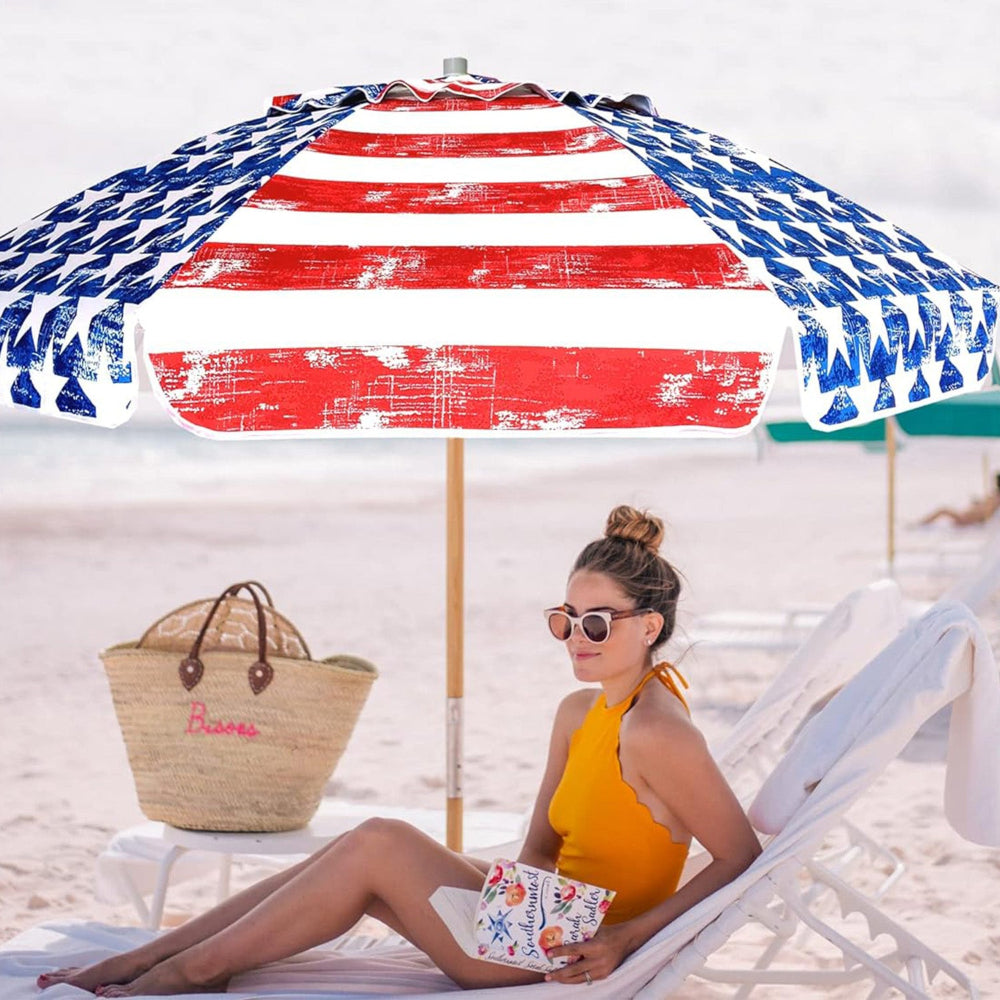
[1,71,997,436]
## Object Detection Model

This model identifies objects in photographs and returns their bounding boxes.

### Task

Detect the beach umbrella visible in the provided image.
[2,63,997,849]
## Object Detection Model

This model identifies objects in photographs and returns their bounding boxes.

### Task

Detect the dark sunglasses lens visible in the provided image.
[548,612,572,640]
[582,614,610,643]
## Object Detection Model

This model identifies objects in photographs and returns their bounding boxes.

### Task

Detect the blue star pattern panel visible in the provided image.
[574,103,999,429]
[0,92,368,426]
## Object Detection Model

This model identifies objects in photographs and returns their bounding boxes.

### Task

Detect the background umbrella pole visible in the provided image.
[446,438,464,852]
[887,418,897,577]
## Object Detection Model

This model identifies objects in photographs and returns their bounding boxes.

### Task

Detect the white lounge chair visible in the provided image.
[887,509,1000,583]
[686,604,830,651]
[940,522,1000,613]
[2,601,996,999]
[691,515,1000,654]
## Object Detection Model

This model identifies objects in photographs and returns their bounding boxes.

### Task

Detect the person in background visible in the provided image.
[919,473,1000,527]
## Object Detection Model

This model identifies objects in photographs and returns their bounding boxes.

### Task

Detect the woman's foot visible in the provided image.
[36,968,80,989]
[97,955,229,997]
[37,951,156,993]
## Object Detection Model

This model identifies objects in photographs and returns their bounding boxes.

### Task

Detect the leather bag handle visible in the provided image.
[226,579,311,659]
[179,581,274,695]
[227,579,275,607]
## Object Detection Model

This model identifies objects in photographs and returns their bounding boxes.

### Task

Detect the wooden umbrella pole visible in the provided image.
[446,438,464,852]
[887,418,896,577]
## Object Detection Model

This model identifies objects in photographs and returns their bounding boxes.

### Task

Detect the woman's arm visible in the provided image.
[516,689,592,871]
[546,711,761,984]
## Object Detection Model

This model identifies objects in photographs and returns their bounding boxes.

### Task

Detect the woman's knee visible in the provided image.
[314,819,427,893]
[336,817,420,858]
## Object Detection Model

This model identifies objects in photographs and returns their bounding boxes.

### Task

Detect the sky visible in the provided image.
[1,0,997,281]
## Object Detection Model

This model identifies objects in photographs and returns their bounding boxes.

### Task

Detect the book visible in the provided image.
[429,858,615,974]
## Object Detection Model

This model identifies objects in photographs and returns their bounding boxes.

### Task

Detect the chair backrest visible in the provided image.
[712,578,905,803]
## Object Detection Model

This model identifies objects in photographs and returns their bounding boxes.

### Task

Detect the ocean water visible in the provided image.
[0,403,758,507]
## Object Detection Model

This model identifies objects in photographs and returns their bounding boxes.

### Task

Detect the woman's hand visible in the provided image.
[543,923,636,985]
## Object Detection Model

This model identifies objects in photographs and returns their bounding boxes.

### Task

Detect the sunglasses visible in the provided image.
[544,605,653,644]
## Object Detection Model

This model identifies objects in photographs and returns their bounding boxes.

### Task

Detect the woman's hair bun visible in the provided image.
[604,505,664,553]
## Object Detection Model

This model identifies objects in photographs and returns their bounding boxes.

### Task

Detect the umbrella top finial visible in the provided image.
[442,57,468,77]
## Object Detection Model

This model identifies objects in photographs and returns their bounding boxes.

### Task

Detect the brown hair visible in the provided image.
[572,505,681,649]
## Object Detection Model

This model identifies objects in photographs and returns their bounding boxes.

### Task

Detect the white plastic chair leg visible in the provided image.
[148,845,187,930]
[215,854,233,903]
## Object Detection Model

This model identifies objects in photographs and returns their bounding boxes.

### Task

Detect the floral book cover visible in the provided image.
[429,858,615,974]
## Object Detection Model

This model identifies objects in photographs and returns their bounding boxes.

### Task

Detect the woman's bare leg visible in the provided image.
[40,835,350,991]
[101,819,540,995]
[919,507,959,526]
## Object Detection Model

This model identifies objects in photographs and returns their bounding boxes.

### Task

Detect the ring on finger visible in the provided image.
[584,971,592,985]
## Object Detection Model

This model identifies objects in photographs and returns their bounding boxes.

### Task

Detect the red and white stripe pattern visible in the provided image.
[141,83,788,435]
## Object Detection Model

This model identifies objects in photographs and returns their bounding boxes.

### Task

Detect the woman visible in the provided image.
[918,473,1000,527]
[39,505,760,994]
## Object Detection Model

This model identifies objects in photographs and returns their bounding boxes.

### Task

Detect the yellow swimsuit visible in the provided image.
[547,664,690,924]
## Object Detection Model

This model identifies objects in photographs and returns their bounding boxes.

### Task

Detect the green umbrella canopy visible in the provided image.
[765,419,886,445]
[896,389,1000,438]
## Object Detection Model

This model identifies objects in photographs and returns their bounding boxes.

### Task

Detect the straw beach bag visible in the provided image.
[101,581,377,832]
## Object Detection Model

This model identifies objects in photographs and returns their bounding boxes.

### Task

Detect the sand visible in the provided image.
[1,410,999,996]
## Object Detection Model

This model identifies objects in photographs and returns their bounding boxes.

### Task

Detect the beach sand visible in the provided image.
[1,420,999,996]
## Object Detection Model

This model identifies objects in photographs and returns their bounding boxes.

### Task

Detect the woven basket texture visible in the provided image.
[101,643,377,832]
